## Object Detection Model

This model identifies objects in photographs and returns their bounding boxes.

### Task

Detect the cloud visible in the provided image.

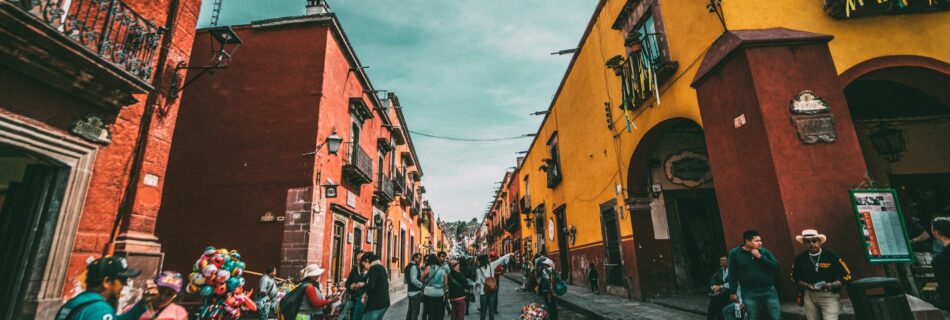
[199,0,595,221]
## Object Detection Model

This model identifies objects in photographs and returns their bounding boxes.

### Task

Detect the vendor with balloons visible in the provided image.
[187,247,257,319]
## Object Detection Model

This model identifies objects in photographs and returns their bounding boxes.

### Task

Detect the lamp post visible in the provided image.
[169,26,243,98]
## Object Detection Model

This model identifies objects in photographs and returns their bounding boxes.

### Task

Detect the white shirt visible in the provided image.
[475,253,512,295]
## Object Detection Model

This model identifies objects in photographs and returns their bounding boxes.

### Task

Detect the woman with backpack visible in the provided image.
[281,264,340,320]
[538,259,558,320]
[476,253,511,320]
[421,254,448,320]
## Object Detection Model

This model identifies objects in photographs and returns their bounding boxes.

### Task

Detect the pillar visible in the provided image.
[691,28,881,300]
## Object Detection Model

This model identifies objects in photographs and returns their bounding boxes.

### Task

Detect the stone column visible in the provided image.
[280,187,326,278]
[691,28,881,300]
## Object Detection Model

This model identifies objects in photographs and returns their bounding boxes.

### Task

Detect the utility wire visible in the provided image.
[408,130,533,143]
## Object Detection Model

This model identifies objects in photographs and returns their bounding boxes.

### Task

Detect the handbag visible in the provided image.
[481,268,498,294]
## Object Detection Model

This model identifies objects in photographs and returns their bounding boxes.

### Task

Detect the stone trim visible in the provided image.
[0,113,97,314]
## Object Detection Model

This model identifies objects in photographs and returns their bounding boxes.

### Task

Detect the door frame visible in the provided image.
[553,205,570,280]
[599,199,626,287]
[0,114,96,319]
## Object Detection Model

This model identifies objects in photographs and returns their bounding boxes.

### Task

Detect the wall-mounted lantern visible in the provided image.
[566,225,577,245]
[868,124,906,162]
[169,26,243,98]
[523,210,534,228]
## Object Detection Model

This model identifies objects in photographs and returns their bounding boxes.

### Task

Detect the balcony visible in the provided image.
[373,176,395,204]
[505,210,521,232]
[0,0,164,109]
[519,195,531,213]
[342,142,373,185]
[393,170,405,195]
[410,200,420,216]
[401,188,414,207]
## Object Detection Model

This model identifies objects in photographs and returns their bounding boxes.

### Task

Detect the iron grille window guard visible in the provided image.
[16,0,164,81]
[620,31,663,111]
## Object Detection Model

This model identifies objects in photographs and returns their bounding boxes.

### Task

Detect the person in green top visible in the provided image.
[727,230,781,320]
[55,256,156,320]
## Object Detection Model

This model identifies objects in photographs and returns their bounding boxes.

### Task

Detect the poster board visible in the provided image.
[850,189,914,264]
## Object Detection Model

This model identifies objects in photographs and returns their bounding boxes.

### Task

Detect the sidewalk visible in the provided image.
[502,274,704,320]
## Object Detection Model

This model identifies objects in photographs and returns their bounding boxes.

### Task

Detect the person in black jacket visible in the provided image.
[344,250,367,320]
[360,252,390,320]
[790,229,852,320]
[930,216,950,311]
[461,257,477,315]
[707,256,730,320]
[405,253,425,320]
[448,260,473,320]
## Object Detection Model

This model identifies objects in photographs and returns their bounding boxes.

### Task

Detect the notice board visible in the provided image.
[850,189,913,264]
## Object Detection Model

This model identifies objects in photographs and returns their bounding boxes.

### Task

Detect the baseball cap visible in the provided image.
[87,256,141,283]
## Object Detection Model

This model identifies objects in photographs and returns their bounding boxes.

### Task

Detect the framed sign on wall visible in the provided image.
[849,189,913,264]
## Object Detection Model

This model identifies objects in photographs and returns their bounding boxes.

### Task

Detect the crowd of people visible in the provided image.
[55,216,950,320]
[707,216,950,320]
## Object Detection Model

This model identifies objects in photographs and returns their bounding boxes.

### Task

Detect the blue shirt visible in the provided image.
[55,291,146,320]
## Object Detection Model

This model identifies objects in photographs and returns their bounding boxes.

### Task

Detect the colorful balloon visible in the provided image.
[216,269,230,282]
[200,285,213,296]
[202,264,217,277]
[214,283,227,295]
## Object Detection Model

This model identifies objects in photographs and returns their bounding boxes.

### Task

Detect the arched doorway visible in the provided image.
[842,57,950,298]
[627,118,727,297]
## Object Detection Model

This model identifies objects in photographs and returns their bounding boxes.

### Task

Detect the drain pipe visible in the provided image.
[105,0,181,256]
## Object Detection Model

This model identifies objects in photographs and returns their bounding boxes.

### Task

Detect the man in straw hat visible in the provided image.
[790,229,852,320]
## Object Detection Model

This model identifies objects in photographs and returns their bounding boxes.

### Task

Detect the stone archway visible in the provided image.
[626,118,726,297]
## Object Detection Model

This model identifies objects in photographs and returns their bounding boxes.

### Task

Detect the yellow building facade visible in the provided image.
[505,0,949,303]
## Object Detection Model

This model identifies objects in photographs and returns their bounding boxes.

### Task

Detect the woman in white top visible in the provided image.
[475,253,512,320]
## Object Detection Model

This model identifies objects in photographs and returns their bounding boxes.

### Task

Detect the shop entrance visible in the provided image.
[599,200,625,287]
[842,58,950,299]
[627,119,727,296]
[331,221,345,283]
[0,144,68,318]
[554,205,570,280]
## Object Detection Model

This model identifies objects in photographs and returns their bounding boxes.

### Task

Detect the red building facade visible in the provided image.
[158,5,429,284]
[0,0,203,318]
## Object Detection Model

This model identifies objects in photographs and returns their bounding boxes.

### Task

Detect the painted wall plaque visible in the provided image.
[790,90,836,144]
[664,150,712,188]
[790,90,831,115]
[70,115,111,144]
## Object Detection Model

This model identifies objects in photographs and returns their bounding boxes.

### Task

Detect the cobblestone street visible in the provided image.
[383,277,586,320]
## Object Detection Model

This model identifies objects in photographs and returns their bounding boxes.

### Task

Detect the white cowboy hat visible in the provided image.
[542,258,555,267]
[300,264,325,278]
[795,229,827,244]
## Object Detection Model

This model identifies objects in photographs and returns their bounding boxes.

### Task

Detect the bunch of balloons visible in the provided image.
[187,246,257,319]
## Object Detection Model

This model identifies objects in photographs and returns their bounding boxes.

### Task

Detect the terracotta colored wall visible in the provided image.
[0,0,203,299]
[157,24,329,276]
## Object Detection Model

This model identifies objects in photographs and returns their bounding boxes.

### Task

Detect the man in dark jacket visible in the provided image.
[344,250,367,320]
[707,256,730,320]
[790,229,852,320]
[361,252,391,320]
[405,253,425,320]
[55,256,150,320]
[930,216,950,311]
[728,230,781,320]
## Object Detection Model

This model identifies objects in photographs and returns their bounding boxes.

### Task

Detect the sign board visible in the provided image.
[850,189,913,264]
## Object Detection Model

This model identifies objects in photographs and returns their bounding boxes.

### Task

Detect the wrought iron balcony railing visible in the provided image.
[393,170,405,195]
[342,142,373,185]
[15,0,164,81]
[374,176,395,204]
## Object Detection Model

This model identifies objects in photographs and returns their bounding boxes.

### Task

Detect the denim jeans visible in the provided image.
[423,295,446,320]
[363,307,389,320]
[342,299,365,320]
[479,293,498,320]
[741,286,781,320]
[407,293,423,320]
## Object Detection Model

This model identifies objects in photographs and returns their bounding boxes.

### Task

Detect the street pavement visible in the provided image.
[383,276,586,320]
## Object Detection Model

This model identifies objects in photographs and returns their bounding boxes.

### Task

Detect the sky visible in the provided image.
[197,0,596,222]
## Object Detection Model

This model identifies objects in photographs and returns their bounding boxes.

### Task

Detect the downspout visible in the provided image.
[105,0,181,256]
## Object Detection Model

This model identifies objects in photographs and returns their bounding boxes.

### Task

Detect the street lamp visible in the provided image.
[169,26,243,98]
[523,210,534,228]
[868,124,906,162]
[304,130,343,156]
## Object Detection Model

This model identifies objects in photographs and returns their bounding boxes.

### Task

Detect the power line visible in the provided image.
[408,130,534,143]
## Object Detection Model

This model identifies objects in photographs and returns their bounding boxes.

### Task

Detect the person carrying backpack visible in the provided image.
[421,254,448,320]
[476,253,511,320]
[55,256,152,320]
[279,264,339,320]
[404,253,425,320]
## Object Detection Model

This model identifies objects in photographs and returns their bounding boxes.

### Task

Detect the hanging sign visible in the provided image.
[664,150,712,188]
[850,189,913,264]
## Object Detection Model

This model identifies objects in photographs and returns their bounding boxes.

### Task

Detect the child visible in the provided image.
[587,263,599,295]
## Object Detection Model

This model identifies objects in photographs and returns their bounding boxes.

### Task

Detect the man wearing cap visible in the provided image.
[790,229,852,320]
[55,256,152,320]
